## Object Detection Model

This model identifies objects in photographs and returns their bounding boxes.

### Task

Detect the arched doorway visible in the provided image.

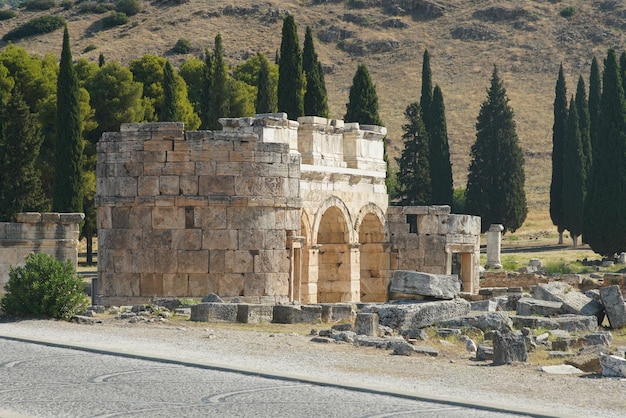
[358,212,388,302]
[316,206,355,303]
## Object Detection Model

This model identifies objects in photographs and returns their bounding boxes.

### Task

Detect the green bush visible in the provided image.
[2,15,66,42]
[60,0,73,9]
[23,0,56,10]
[172,37,191,54]
[101,11,128,28]
[0,9,16,19]
[115,0,140,16]
[560,6,576,17]
[1,253,88,320]
[83,43,97,52]
[78,1,113,14]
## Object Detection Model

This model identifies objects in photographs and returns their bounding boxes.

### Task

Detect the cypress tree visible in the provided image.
[575,75,592,183]
[428,85,453,206]
[277,14,304,119]
[302,27,329,118]
[562,96,585,247]
[200,48,214,129]
[466,65,527,233]
[53,26,83,213]
[255,53,277,114]
[550,65,567,244]
[420,49,433,132]
[210,34,230,129]
[0,88,45,220]
[344,63,383,126]
[160,60,177,122]
[98,53,105,67]
[583,49,626,256]
[396,102,431,205]
[588,57,602,150]
[620,51,626,98]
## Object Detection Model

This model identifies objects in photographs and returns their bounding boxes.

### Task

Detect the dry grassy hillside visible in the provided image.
[1,0,625,230]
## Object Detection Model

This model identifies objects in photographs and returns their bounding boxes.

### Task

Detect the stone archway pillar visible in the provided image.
[348,243,361,302]
[301,245,320,304]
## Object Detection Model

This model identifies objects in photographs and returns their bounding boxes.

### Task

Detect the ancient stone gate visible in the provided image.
[96,114,480,306]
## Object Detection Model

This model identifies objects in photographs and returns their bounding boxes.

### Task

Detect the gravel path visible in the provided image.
[1,318,625,417]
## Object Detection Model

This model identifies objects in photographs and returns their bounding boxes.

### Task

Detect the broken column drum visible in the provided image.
[485,224,504,270]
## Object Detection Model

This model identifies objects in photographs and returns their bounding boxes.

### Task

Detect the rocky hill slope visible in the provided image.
[1,0,625,217]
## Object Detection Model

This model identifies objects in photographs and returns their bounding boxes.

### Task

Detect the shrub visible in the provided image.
[2,15,66,42]
[172,37,191,54]
[23,0,56,10]
[83,43,97,52]
[0,9,16,19]
[77,1,113,14]
[115,0,139,16]
[101,11,128,28]
[61,0,73,9]
[560,6,575,17]
[1,253,88,320]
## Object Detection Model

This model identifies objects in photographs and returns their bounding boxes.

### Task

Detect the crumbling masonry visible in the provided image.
[95,114,481,306]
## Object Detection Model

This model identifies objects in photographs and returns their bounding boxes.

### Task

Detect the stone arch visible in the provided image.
[311,196,355,246]
[315,200,359,303]
[356,204,389,302]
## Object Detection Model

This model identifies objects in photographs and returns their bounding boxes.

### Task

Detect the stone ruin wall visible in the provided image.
[0,212,84,296]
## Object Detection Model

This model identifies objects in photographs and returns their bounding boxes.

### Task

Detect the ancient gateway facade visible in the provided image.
[96,114,481,306]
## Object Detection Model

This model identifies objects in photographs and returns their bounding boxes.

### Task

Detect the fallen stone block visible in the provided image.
[237,304,273,323]
[71,315,97,325]
[548,351,575,359]
[540,365,585,375]
[320,303,354,322]
[409,344,439,357]
[331,331,356,343]
[190,303,237,322]
[476,344,493,361]
[331,323,353,332]
[355,312,379,337]
[533,282,603,318]
[154,298,183,311]
[272,304,322,324]
[600,353,626,377]
[516,297,562,316]
[492,330,528,365]
[584,331,612,347]
[551,339,573,351]
[311,336,334,344]
[354,335,405,349]
[565,345,608,373]
[389,270,460,300]
[439,311,512,332]
[600,285,626,329]
[437,328,461,338]
[470,299,498,312]
[364,299,470,333]
[511,315,597,332]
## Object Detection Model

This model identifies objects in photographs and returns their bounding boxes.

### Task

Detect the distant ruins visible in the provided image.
[95,114,481,306]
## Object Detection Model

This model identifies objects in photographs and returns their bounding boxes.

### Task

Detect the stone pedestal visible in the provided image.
[485,224,504,269]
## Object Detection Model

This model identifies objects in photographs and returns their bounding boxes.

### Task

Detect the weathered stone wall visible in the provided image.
[388,206,481,293]
[0,212,84,295]
[96,120,301,306]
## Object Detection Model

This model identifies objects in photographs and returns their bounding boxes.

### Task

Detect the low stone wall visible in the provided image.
[0,212,84,295]
[480,271,550,289]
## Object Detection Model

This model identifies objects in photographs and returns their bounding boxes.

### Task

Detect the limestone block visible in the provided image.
[15,212,42,223]
[516,297,563,316]
[142,229,172,249]
[194,206,227,230]
[159,176,180,196]
[225,250,254,274]
[194,161,216,176]
[132,250,155,273]
[140,273,163,296]
[152,207,185,230]
[138,176,159,196]
[163,162,195,177]
[154,249,177,273]
[171,229,202,250]
[219,273,244,296]
[142,151,166,163]
[265,273,289,296]
[355,312,379,336]
[198,175,235,196]
[264,229,286,250]
[511,315,598,332]
[98,207,112,229]
[234,176,263,196]
[600,354,626,377]
[106,272,140,297]
[118,177,138,197]
[390,270,460,300]
[492,330,528,365]
[166,150,191,163]
[189,273,215,296]
[109,229,143,250]
[600,285,626,329]
[243,272,269,296]
[179,176,199,195]
[365,299,471,332]
[203,229,238,250]
[237,304,274,323]
[584,331,613,346]
[177,250,209,273]
[534,282,603,317]
[143,162,165,176]
[254,250,289,273]
[190,303,238,322]
[440,311,513,332]
[209,250,226,273]
[237,229,264,250]
[242,162,269,177]
[116,161,143,177]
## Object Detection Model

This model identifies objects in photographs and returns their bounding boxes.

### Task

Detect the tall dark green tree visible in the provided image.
[466,66,527,233]
[420,49,433,132]
[428,85,453,206]
[160,60,177,122]
[277,14,304,119]
[255,53,277,114]
[200,48,214,129]
[562,96,585,247]
[620,51,626,98]
[302,26,328,118]
[550,65,567,244]
[583,49,626,256]
[0,88,45,220]
[396,102,431,205]
[98,53,105,67]
[575,75,592,183]
[344,63,383,126]
[200,34,230,130]
[588,56,602,150]
[53,26,83,213]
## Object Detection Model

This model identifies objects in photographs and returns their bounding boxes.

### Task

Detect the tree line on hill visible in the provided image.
[551,49,626,257]
[0,14,531,264]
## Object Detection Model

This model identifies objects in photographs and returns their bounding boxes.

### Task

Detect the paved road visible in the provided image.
[0,338,533,418]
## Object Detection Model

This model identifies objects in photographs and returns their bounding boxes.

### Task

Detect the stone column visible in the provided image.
[485,224,504,270]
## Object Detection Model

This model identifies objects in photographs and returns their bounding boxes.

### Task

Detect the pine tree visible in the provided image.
[550,65,567,243]
[583,49,626,256]
[160,60,177,122]
[302,26,329,118]
[466,66,527,233]
[575,75,592,184]
[53,26,83,213]
[420,49,433,132]
[396,102,431,205]
[588,56,602,150]
[0,88,45,220]
[344,63,383,126]
[428,85,453,206]
[562,96,585,247]
[277,14,304,119]
[255,53,277,114]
